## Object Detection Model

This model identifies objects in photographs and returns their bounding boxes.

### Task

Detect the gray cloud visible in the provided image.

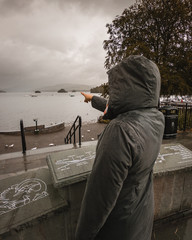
[0,0,34,15]
[0,0,135,91]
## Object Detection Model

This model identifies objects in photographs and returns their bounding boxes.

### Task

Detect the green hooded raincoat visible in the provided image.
[75,55,165,240]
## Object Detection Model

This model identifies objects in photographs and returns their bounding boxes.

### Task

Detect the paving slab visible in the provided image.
[46,142,192,188]
[47,141,97,187]
[154,143,192,175]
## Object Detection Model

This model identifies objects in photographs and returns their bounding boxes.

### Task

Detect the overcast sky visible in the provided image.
[0,0,135,91]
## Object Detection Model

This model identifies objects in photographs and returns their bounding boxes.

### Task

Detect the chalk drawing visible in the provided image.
[0,178,49,215]
[156,144,192,163]
[157,153,176,162]
[55,151,96,171]
[178,160,192,164]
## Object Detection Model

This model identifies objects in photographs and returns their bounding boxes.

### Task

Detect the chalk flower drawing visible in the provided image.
[0,178,49,215]
[56,151,96,171]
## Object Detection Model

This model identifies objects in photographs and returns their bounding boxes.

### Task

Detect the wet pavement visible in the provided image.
[0,122,107,154]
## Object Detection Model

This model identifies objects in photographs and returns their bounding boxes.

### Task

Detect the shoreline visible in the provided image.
[0,122,106,154]
[0,91,102,133]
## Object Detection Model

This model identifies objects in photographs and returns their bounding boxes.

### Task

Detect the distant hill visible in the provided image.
[0,90,6,93]
[40,83,94,92]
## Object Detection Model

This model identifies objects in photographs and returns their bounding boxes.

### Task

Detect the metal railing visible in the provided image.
[64,116,82,146]
[160,102,192,131]
[20,119,27,154]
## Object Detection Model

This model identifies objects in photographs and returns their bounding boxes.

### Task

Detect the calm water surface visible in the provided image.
[0,92,102,131]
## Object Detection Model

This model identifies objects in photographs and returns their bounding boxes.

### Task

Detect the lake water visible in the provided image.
[0,92,102,131]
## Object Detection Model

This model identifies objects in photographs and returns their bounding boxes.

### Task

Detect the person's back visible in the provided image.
[76,55,164,240]
[95,108,163,239]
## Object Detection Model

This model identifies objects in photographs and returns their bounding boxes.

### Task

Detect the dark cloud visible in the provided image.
[0,0,135,91]
[0,0,135,17]
[53,0,135,18]
[0,0,34,15]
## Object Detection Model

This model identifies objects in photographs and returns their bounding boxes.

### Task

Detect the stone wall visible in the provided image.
[0,142,192,240]
[154,170,192,220]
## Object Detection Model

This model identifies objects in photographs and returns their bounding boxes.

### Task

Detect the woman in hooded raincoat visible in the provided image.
[75,55,165,240]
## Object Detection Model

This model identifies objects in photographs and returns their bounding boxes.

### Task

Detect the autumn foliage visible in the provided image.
[103,0,192,95]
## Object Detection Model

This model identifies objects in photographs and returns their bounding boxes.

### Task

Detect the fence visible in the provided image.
[160,102,192,131]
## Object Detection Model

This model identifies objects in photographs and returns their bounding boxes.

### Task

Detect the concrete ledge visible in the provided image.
[0,143,192,239]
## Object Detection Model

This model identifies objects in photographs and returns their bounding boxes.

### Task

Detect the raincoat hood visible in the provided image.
[106,55,161,118]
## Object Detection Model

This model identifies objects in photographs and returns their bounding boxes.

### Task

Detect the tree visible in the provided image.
[103,0,192,95]
[90,83,109,97]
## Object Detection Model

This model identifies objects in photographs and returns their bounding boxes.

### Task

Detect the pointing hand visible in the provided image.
[81,92,93,103]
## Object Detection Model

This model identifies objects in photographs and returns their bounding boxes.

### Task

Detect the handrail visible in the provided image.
[20,119,27,154]
[64,116,82,146]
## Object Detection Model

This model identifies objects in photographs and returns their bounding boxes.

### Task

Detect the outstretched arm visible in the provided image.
[81,92,107,112]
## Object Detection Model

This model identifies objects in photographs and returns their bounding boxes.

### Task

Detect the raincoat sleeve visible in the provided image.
[91,96,107,112]
[75,121,131,240]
